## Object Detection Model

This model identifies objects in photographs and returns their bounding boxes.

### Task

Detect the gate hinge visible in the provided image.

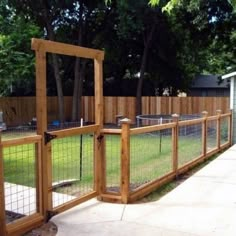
[44,132,57,144]
[46,210,58,222]
[97,134,104,143]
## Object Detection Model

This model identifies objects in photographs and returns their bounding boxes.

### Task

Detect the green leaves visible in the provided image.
[148,0,160,7]
[0,4,42,96]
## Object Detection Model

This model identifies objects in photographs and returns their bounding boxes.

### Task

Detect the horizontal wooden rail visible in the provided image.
[102,128,121,134]
[53,191,97,214]
[178,118,204,127]
[130,123,175,135]
[207,115,219,121]
[220,112,232,118]
[6,214,44,236]
[1,135,42,147]
[48,124,99,138]
[129,172,176,203]
[31,38,104,61]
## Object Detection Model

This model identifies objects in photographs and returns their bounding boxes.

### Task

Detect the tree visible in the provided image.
[8,0,76,123]
[0,2,42,96]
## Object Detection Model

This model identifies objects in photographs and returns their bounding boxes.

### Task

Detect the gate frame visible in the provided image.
[31,38,104,220]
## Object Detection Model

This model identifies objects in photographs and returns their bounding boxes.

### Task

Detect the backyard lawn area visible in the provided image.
[2,129,206,196]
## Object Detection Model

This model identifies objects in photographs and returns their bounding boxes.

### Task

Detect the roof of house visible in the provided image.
[191,75,230,89]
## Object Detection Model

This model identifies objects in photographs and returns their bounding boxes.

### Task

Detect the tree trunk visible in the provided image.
[78,61,86,121]
[40,0,65,124]
[136,25,156,116]
[46,23,65,124]
[72,2,84,122]
[72,58,80,121]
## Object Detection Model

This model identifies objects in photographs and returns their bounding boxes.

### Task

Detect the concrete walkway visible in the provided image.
[51,145,236,236]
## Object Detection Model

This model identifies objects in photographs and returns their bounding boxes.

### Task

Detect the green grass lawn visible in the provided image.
[2,131,211,196]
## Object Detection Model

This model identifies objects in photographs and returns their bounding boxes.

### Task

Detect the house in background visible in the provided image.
[188,75,230,97]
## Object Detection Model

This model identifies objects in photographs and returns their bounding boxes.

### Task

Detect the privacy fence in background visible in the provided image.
[0,96,230,126]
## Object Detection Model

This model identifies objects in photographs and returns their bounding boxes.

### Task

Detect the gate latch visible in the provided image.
[97,134,104,143]
[44,132,57,144]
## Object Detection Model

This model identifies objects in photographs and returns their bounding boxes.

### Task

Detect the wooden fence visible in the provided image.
[0,96,230,126]
[0,110,232,235]
[101,110,232,203]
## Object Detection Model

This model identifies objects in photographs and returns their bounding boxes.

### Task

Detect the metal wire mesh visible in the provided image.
[207,120,217,151]
[105,134,121,193]
[178,123,202,167]
[3,143,38,224]
[1,127,36,140]
[130,129,172,192]
[136,114,201,127]
[220,116,229,145]
[51,134,94,208]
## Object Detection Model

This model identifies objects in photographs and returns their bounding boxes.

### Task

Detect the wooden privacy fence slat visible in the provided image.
[0,96,230,126]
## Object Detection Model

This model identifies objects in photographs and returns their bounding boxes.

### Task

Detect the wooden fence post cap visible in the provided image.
[120,118,132,124]
[216,109,222,115]
[202,111,208,117]
[172,114,179,118]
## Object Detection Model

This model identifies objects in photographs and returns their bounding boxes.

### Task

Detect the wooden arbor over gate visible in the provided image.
[31,38,104,217]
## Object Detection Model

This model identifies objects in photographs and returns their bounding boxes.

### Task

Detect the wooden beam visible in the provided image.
[0,134,6,236]
[129,172,175,203]
[31,38,104,61]
[130,123,175,135]
[94,58,105,197]
[172,114,179,176]
[53,191,97,214]
[6,214,44,236]
[202,111,208,158]
[1,135,42,148]
[35,49,48,219]
[216,110,222,149]
[120,118,131,204]
[48,124,99,138]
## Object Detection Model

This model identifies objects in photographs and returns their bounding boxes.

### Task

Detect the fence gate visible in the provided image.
[44,125,102,218]
[32,38,104,221]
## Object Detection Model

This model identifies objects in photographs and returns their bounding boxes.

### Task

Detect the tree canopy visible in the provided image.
[0,0,235,115]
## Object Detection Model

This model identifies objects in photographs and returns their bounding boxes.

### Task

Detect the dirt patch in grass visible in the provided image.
[23,222,57,236]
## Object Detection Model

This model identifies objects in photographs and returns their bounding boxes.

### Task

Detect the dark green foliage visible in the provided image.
[0,0,236,97]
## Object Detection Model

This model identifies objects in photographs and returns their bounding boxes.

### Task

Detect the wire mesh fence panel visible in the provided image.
[1,127,36,141]
[178,123,202,167]
[220,116,229,145]
[130,129,172,192]
[3,143,38,224]
[51,134,94,208]
[105,134,121,193]
[207,120,217,151]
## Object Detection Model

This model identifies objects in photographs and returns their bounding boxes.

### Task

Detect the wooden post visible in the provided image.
[0,131,6,236]
[172,114,179,176]
[216,110,222,149]
[34,47,50,219]
[120,118,131,204]
[94,58,105,196]
[35,140,43,215]
[229,109,233,146]
[202,111,208,157]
